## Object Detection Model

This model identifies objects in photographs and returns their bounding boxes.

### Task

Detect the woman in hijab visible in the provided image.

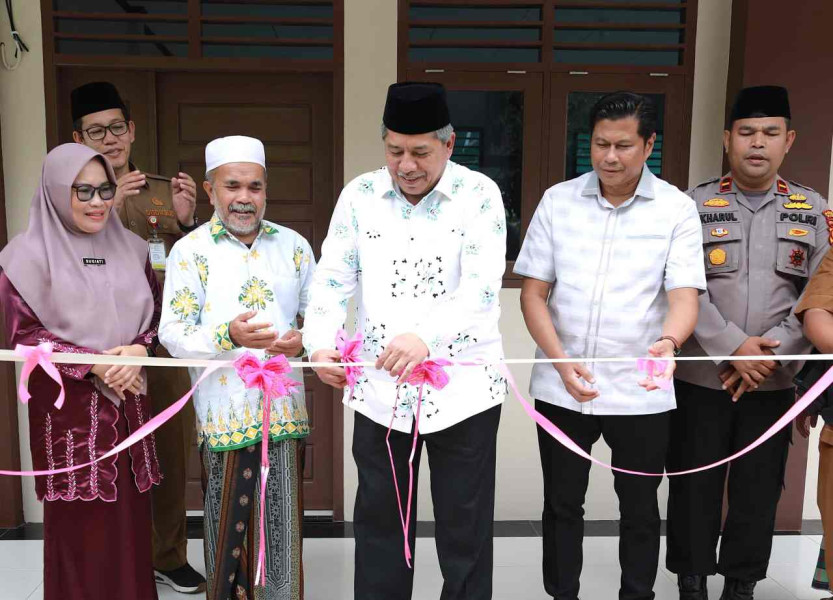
[0,143,162,600]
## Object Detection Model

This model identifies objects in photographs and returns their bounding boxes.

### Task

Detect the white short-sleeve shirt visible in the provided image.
[514,166,706,415]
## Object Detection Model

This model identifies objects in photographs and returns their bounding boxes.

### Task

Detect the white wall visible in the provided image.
[337,0,735,523]
[0,0,47,523]
[1,0,749,524]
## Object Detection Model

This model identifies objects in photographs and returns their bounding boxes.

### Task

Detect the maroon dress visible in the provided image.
[0,263,163,600]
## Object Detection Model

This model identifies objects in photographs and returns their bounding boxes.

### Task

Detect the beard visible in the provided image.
[218,201,264,237]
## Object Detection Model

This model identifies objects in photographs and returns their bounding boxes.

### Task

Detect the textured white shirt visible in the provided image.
[514,167,706,415]
[159,214,315,451]
[303,161,507,433]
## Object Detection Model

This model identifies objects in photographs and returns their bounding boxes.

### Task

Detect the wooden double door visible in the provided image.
[56,68,339,514]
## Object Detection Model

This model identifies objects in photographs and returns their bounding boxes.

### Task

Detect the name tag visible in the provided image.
[149,240,167,271]
[82,258,106,266]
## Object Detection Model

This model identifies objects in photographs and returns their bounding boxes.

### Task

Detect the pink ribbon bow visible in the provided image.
[16,343,65,409]
[233,352,299,588]
[636,358,672,391]
[386,358,452,568]
[336,329,364,402]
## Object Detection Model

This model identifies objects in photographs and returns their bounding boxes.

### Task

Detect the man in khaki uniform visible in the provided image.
[667,86,831,600]
[71,81,205,594]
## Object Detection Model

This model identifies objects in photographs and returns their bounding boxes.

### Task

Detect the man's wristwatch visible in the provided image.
[179,216,199,233]
[656,335,682,356]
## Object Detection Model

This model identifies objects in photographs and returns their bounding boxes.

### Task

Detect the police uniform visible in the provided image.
[118,167,199,573]
[668,174,830,584]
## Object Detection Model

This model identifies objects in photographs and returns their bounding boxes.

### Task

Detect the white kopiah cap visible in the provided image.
[205,135,266,174]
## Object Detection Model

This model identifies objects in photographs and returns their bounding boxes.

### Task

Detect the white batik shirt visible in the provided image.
[159,213,315,451]
[303,161,507,434]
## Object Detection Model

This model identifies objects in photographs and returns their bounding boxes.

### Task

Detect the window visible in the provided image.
[49,0,338,61]
[399,0,696,282]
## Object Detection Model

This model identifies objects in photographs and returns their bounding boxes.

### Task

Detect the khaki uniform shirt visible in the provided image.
[117,166,187,287]
[676,174,831,391]
[117,165,193,397]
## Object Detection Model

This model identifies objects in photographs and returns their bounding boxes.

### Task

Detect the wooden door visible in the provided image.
[156,71,336,512]
[404,70,544,284]
[548,72,688,190]
[56,68,159,173]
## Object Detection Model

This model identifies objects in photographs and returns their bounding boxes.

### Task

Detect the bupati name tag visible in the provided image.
[82,258,106,266]
[149,240,167,271]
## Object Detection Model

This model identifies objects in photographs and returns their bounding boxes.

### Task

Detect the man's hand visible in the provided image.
[554,362,599,403]
[796,408,818,439]
[375,333,429,384]
[171,172,197,227]
[266,330,303,358]
[311,349,347,389]
[722,336,780,400]
[639,339,677,392]
[113,170,146,211]
[229,311,277,350]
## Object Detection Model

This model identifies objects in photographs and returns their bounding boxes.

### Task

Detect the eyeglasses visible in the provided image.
[72,183,117,202]
[81,121,129,141]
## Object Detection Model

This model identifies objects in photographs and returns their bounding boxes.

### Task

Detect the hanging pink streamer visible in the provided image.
[233,352,299,588]
[0,348,225,477]
[16,343,65,409]
[5,342,833,571]
[386,359,452,567]
[336,329,364,402]
[497,362,833,477]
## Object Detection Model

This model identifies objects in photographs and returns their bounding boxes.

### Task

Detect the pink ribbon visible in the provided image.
[0,360,224,477]
[386,358,452,567]
[636,358,672,391]
[336,329,364,402]
[16,343,65,409]
[233,352,299,588]
[497,362,833,477]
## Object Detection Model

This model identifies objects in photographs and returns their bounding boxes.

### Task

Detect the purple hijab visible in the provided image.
[0,143,154,351]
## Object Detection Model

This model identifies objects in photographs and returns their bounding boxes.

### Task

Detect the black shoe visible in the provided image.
[678,574,708,600]
[154,563,207,594]
[719,578,756,600]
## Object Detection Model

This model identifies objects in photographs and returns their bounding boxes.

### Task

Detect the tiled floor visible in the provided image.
[1,535,831,599]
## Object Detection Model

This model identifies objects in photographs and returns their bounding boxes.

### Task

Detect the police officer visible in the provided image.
[71,82,206,594]
[667,86,830,600]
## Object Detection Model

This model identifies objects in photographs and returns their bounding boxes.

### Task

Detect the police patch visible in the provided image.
[823,209,833,246]
[788,228,809,237]
[710,228,729,238]
[777,179,790,195]
[700,212,739,225]
[789,193,808,202]
[779,212,818,226]
[719,177,732,194]
[790,248,806,268]
[708,248,727,266]
[783,201,813,210]
[151,197,164,207]
[704,198,730,208]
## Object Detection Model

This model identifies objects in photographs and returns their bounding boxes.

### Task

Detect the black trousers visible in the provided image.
[353,405,502,600]
[536,401,670,600]
[666,380,793,581]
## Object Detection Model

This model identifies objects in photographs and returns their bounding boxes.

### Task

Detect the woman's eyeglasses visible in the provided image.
[72,183,117,202]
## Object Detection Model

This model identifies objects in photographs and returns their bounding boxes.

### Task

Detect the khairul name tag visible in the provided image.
[82,258,106,266]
